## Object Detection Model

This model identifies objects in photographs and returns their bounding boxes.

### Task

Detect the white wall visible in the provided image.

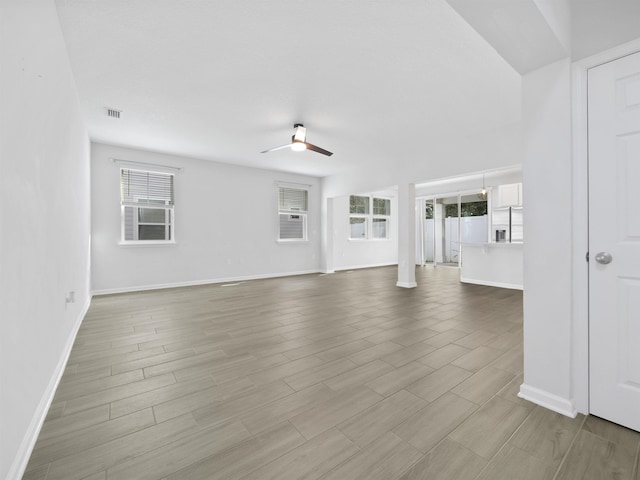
[91,143,321,293]
[519,58,575,416]
[331,195,398,270]
[0,1,91,478]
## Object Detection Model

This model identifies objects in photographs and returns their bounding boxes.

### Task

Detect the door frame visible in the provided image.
[571,38,640,415]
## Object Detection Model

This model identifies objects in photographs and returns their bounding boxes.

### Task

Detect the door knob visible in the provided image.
[595,252,613,265]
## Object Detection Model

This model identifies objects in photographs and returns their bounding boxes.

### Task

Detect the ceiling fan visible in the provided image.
[261,124,333,157]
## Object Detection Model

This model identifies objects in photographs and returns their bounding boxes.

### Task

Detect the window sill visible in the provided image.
[348,238,390,242]
[277,239,309,244]
[118,241,177,247]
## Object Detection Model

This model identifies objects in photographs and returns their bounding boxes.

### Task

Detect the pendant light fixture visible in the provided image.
[477,173,488,200]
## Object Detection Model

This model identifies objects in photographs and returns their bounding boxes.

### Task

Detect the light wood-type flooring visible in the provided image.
[24,266,640,479]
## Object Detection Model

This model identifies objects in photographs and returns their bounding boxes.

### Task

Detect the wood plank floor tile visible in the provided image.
[582,415,640,455]
[240,428,359,480]
[366,361,434,397]
[448,395,531,459]
[318,431,422,480]
[393,392,477,453]
[348,341,404,365]
[451,345,504,372]
[44,414,199,480]
[323,359,395,391]
[555,430,637,480]
[28,408,155,468]
[475,443,557,480]
[289,386,383,440]
[37,405,110,442]
[406,364,472,402]
[151,376,254,423]
[450,366,515,405]
[191,380,295,428]
[315,339,376,362]
[163,421,305,480]
[240,383,337,435]
[381,342,436,368]
[106,420,250,480]
[417,343,470,370]
[398,438,486,480]
[62,372,176,415]
[284,358,359,391]
[337,389,428,447]
[509,406,583,466]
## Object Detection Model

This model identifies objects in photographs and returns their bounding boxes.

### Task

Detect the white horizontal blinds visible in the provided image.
[279,187,308,212]
[120,168,174,207]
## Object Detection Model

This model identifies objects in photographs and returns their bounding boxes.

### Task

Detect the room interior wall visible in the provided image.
[331,194,399,271]
[0,1,92,478]
[91,143,322,294]
[519,58,575,416]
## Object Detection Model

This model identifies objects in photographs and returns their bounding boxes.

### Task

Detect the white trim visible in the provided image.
[459,277,523,290]
[91,270,321,296]
[275,180,313,189]
[118,240,177,247]
[7,296,91,480]
[571,38,640,416]
[396,281,418,288]
[111,157,182,173]
[518,383,578,418]
[335,262,398,271]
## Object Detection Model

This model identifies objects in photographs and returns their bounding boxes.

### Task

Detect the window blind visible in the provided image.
[279,187,308,212]
[120,169,174,207]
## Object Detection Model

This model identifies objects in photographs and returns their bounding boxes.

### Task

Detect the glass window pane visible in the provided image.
[350,217,367,238]
[349,196,369,215]
[138,208,166,223]
[373,198,390,216]
[138,225,167,240]
[372,218,387,238]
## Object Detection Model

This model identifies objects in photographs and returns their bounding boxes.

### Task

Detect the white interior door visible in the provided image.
[589,51,640,431]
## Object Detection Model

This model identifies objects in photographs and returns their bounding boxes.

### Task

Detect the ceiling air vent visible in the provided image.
[105,108,122,119]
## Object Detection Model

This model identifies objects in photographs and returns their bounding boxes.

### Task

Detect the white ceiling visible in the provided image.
[55,0,522,178]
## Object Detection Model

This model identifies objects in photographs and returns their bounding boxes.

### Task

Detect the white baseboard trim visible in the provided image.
[396,281,418,288]
[92,270,322,296]
[335,262,398,272]
[518,383,578,418]
[7,295,91,480]
[460,277,524,291]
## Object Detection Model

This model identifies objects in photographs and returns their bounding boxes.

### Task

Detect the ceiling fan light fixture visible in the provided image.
[291,142,307,152]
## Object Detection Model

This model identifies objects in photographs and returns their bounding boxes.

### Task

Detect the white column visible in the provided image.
[397,182,417,288]
[322,197,335,274]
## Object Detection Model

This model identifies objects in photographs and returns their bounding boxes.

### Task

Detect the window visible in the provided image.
[349,195,391,240]
[350,217,367,239]
[350,195,369,215]
[120,168,174,243]
[278,186,308,241]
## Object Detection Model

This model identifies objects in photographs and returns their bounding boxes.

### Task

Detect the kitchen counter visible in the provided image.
[460,242,523,290]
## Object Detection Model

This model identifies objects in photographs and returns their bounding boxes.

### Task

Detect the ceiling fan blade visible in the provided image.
[261,143,292,154]
[293,125,306,143]
[305,142,333,156]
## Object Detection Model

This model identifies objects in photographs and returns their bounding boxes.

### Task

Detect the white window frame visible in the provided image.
[120,168,175,245]
[277,185,309,242]
[349,195,391,241]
